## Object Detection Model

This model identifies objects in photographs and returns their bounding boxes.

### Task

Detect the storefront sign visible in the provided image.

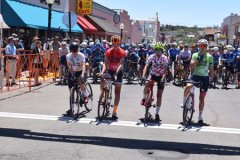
[77,0,93,15]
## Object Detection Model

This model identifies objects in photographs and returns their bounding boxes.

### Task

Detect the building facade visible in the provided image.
[221,13,240,45]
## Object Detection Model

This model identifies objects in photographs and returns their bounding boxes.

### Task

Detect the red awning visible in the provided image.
[77,16,97,32]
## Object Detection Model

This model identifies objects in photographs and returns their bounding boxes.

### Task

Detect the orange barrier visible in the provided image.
[0,50,59,93]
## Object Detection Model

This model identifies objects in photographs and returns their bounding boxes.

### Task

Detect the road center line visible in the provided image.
[0,112,240,135]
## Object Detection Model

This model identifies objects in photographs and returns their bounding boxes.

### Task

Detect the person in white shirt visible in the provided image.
[66,42,89,115]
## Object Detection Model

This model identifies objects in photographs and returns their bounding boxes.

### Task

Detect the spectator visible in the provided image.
[32,40,43,85]
[30,36,39,50]
[5,36,17,86]
[43,38,53,72]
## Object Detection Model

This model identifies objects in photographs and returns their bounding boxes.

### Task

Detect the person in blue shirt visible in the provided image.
[137,43,147,79]
[234,48,240,88]
[89,42,105,83]
[168,42,179,78]
[5,36,17,86]
[80,41,91,77]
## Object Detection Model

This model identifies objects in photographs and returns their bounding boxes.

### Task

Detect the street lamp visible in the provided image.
[233,35,236,46]
[46,0,55,39]
[120,23,124,42]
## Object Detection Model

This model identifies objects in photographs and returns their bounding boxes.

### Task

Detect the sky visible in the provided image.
[94,0,240,27]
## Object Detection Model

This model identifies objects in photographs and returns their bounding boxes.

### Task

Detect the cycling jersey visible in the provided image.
[128,51,139,63]
[105,48,126,72]
[146,54,168,77]
[192,52,213,77]
[212,52,220,66]
[168,48,179,60]
[178,50,191,61]
[80,48,91,59]
[220,52,235,66]
[90,48,104,62]
[66,52,85,72]
[138,48,147,65]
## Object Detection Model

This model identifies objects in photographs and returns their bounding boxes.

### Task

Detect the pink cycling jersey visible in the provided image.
[146,54,168,77]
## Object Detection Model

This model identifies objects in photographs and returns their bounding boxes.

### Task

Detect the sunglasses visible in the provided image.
[199,44,207,48]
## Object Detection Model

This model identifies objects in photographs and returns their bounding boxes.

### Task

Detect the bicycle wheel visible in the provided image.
[144,90,152,125]
[70,87,80,118]
[98,91,107,120]
[84,82,93,112]
[182,93,194,126]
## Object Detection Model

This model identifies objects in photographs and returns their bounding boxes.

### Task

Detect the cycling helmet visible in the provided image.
[238,48,240,52]
[69,42,79,53]
[95,41,101,46]
[138,43,144,48]
[82,39,88,43]
[111,35,121,45]
[61,41,67,46]
[131,43,137,48]
[89,42,94,47]
[213,46,219,51]
[172,42,177,46]
[125,43,130,48]
[198,39,208,45]
[102,39,107,43]
[150,43,156,48]
[120,43,125,49]
[154,42,165,52]
[95,39,100,43]
[81,41,88,48]
[225,45,233,50]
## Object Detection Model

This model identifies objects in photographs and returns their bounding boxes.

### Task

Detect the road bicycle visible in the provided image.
[142,79,164,126]
[97,73,113,120]
[182,80,203,126]
[126,60,139,84]
[69,76,93,118]
[221,60,232,89]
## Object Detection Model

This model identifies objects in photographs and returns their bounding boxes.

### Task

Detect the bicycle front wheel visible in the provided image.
[98,91,107,120]
[84,82,93,112]
[182,93,194,126]
[70,87,81,118]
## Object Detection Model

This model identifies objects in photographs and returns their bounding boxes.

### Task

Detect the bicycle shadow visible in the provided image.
[139,118,162,127]
[179,121,210,131]
[94,117,118,125]
[60,110,90,123]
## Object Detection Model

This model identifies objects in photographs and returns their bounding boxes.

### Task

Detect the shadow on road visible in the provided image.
[0,127,239,156]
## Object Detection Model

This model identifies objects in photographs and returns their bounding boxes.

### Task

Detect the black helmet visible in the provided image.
[70,42,79,52]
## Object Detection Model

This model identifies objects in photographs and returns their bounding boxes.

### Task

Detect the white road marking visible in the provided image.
[0,112,240,135]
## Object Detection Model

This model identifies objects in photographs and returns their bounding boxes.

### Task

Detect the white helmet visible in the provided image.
[198,39,208,45]
[238,48,240,52]
[213,46,219,51]
[172,42,177,46]
[102,39,107,43]
[89,42,94,47]
[150,43,155,48]
[81,41,88,48]
[225,45,233,49]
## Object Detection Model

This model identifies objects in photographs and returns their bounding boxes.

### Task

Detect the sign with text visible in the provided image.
[77,0,93,15]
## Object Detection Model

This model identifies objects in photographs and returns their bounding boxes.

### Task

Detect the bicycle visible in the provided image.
[142,79,161,126]
[221,59,231,89]
[182,80,203,126]
[97,73,113,120]
[69,76,93,118]
[126,60,139,84]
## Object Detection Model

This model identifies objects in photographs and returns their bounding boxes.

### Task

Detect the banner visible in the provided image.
[77,0,93,15]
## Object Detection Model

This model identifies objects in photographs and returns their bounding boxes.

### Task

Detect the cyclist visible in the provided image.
[219,45,235,83]
[80,41,91,77]
[89,41,105,83]
[99,35,126,120]
[211,46,221,83]
[58,41,70,84]
[234,48,240,88]
[182,39,213,125]
[138,43,148,81]
[141,42,168,121]
[168,42,179,79]
[177,43,192,80]
[66,42,89,115]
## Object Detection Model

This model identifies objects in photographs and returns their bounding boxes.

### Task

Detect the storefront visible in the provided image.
[1,0,83,48]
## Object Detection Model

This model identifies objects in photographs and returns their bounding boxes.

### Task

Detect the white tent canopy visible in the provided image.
[0,14,9,29]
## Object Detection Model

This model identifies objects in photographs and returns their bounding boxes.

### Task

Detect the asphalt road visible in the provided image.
[0,80,239,160]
